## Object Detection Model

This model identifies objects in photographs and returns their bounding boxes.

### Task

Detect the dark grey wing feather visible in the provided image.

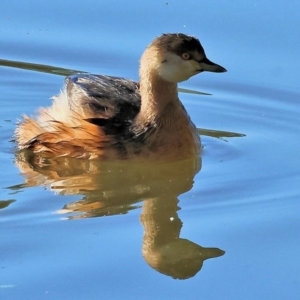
[66,74,141,135]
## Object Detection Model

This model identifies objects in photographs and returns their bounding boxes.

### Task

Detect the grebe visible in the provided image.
[15,33,226,160]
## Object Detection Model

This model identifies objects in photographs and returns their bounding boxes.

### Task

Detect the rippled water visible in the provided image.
[1,1,300,299]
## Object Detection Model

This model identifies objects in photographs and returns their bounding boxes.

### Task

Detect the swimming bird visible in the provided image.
[15,33,226,160]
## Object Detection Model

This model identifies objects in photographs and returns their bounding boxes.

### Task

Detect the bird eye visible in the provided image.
[181,53,190,60]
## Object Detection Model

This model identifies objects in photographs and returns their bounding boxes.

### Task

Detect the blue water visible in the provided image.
[1,1,300,299]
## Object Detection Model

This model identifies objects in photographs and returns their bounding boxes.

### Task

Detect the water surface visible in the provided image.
[1,1,300,299]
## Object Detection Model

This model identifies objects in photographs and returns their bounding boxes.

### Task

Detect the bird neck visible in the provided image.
[138,68,179,122]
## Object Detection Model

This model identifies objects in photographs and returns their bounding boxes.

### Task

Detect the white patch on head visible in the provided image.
[156,52,200,83]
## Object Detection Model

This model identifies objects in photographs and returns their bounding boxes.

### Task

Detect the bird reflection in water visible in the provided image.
[14,149,225,280]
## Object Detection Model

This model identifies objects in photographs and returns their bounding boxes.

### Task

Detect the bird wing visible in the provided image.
[66,74,141,135]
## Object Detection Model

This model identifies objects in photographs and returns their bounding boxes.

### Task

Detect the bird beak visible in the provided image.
[199,57,227,73]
